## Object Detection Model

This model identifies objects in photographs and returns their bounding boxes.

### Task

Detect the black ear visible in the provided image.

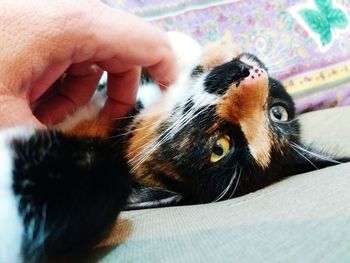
[124,183,183,210]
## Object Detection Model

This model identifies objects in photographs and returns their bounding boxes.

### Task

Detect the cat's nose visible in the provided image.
[240,65,268,90]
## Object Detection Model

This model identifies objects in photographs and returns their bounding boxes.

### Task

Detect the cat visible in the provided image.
[0,32,348,262]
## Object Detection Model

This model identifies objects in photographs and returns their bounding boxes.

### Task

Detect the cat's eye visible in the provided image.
[270,105,289,122]
[210,135,231,163]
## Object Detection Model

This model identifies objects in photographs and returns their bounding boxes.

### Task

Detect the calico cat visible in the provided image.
[0,33,347,262]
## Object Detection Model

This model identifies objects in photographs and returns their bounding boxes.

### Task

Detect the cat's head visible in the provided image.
[122,36,313,208]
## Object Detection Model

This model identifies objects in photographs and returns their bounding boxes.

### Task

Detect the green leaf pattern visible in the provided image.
[320,26,332,45]
[315,0,332,13]
[299,9,330,36]
[328,9,348,29]
[297,0,349,47]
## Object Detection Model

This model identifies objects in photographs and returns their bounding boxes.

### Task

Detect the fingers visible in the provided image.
[71,4,178,119]
[77,3,178,86]
[32,2,178,125]
[34,63,103,125]
[0,0,178,128]
[34,2,178,123]
[99,67,141,120]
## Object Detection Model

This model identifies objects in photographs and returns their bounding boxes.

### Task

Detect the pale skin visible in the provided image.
[0,0,177,128]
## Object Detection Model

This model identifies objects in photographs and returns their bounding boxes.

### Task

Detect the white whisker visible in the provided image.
[290,142,342,164]
[228,167,242,199]
[213,165,238,202]
[275,125,300,137]
[290,144,318,169]
[129,94,217,171]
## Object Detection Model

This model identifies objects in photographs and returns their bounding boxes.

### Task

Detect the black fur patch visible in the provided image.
[11,131,130,262]
[204,59,252,95]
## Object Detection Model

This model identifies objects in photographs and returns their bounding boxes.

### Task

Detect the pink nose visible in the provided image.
[242,66,268,86]
[240,66,269,92]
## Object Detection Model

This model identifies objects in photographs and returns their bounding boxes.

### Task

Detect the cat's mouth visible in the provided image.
[124,183,183,210]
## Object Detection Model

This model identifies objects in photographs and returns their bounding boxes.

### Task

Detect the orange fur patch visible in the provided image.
[126,115,159,163]
[125,93,190,187]
[125,95,177,185]
[66,119,114,138]
[126,113,183,187]
[217,72,271,167]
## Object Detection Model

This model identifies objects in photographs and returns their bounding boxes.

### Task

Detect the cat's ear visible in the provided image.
[124,184,182,210]
[200,30,242,70]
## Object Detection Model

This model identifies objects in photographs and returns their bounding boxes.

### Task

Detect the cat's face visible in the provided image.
[124,44,300,206]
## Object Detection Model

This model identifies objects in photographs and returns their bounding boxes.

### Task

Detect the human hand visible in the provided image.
[0,0,177,127]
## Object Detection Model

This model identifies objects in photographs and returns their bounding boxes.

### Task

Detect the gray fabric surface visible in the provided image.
[300,106,350,158]
[93,106,350,263]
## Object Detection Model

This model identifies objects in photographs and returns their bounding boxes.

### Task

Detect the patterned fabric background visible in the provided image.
[111,0,350,113]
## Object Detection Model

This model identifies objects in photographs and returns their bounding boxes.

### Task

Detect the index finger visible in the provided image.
[76,3,178,87]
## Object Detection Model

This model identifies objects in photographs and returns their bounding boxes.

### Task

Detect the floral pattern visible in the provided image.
[111,0,350,113]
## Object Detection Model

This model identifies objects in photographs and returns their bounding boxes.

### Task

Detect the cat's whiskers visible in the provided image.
[228,167,242,200]
[290,143,319,169]
[167,94,217,138]
[290,141,342,164]
[128,106,187,167]
[275,118,342,169]
[129,93,216,172]
[213,165,239,202]
[275,123,300,137]
[130,104,211,171]
[109,103,189,140]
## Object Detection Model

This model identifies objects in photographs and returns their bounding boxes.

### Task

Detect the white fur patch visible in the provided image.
[137,82,163,108]
[167,31,202,77]
[0,127,34,263]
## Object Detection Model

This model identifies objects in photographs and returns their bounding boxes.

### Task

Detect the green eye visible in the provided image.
[210,135,231,163]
